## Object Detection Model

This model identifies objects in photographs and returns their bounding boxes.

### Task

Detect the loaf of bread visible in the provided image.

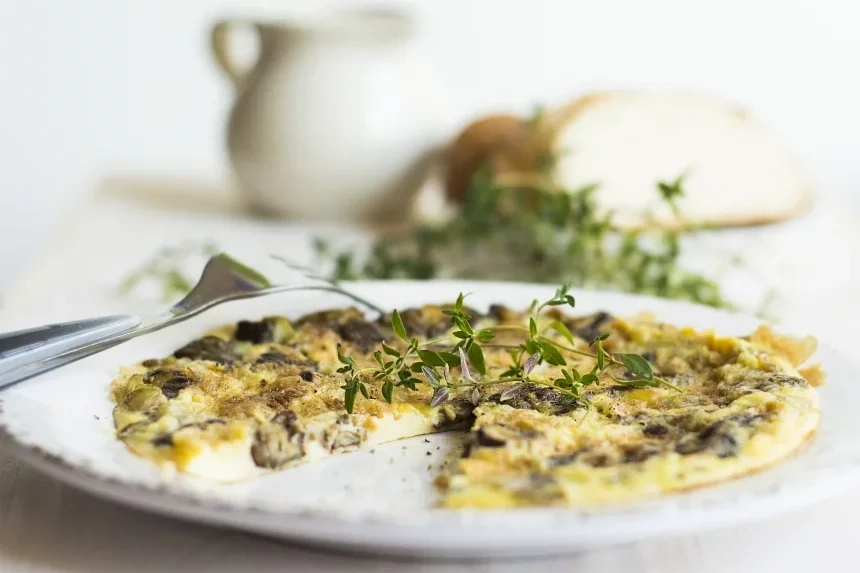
[441,91,813,228]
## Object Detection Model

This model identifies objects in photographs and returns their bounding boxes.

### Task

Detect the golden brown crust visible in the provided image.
[798,364,826,388]
[749,324,819,368]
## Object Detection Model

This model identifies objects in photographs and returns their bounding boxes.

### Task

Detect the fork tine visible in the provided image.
[268,254,387,315]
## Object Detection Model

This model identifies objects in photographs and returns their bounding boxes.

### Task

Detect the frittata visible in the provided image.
[110,303,823,507]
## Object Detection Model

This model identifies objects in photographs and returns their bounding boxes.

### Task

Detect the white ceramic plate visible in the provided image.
[2,280,859,559]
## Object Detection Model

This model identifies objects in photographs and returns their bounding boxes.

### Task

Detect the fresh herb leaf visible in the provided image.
[438,351,461,366]
[381,342,400,357]
[336,345,355,367]
[391,310,408,341]
[430,387,450,408]
[470,387,481,405]
[538,341,567,366]
[618,353,654,383]
[417,350,446,367]
[475,329,495,342]
[313,172,730,310]
[590,333,610,345]
[467,343,486,376]
[333,283,676,414]
[619,378,657,389]
[658,172,687,217]
[381,381,394,403]
[548,320,575,345]
[343,381,358,414]
[458,347,475,382]
[524,353,541,374]
[579,372,599,386]
[422,366,441,388]
[499,385,520,402]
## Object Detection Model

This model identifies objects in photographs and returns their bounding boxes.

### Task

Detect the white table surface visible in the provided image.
[1,178,859,572]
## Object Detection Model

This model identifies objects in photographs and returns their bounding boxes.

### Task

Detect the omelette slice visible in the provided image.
[442,319,821,507]
[111,306,475,481]
[110,303,823,506]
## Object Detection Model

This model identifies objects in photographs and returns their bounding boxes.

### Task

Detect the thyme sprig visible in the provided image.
[314,171,730,310]
[336,284,673,414]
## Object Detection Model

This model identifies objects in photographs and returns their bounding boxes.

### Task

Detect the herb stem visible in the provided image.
[335,284,679,414]
[445,377,523,389]
[311,172,730,309]
[537,337,679,391]
[447,376,583,403]
[537,337,600,361]
[486,324,530,333]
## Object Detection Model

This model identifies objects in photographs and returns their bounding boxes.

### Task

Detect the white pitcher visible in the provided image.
[211,9,438,223]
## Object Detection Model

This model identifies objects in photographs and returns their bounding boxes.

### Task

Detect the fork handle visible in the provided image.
[0,315,141,385]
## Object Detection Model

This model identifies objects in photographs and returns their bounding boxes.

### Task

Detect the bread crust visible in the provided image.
[442,90,813,230]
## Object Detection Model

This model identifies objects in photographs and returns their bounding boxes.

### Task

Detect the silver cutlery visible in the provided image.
[0,253,384,390]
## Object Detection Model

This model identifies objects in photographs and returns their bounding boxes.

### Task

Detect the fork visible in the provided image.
[0,253,385,390]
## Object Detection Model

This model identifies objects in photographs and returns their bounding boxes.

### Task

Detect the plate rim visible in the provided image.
[1,279,858,554]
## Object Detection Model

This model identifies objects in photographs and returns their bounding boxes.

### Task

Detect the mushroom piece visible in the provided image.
[173,336,240,364]
[472,424,541,449]
[251,411,305,469]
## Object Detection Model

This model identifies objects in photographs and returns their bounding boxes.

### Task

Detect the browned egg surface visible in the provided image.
[110,303,823,507]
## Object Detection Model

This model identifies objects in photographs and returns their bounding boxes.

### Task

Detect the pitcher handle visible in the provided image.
[210,20,258,86]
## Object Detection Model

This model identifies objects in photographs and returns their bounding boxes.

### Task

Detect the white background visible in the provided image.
[1,0,858,290]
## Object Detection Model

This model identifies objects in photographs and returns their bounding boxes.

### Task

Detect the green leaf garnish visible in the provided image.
[475,329,495,342]
[467,343,486,376]
[381,342,400,357]
[548,321,575,345]
[579,372,599,386]
[312,171,731,311]
[438,351,461,366]
[333,283,673,414]
[417,350,446,367]
[381,380,394,403]
[421,366,441,388]
[430,387,450,408]
[618,353,654,383]
[343,381,358,414]
[538,341,566,366]
[391,310,408,341]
